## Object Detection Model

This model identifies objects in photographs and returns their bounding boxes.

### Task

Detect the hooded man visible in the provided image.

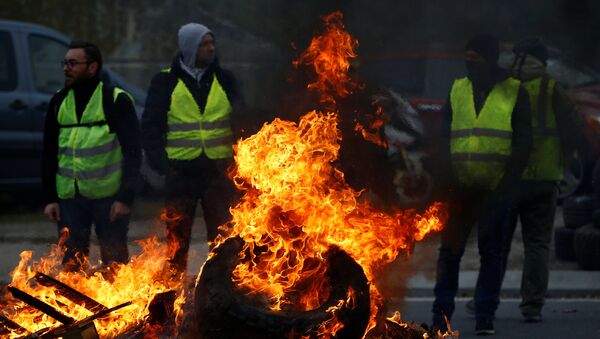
[141,23,244,276]
[431,34,532,335]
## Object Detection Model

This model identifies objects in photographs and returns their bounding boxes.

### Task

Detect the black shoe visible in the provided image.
[475,317,495,335]
[466,299,476,315]
[523,313,543,323]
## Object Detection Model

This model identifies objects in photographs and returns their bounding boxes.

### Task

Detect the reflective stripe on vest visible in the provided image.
[56,82,126,199]
[450,77,520,190]
[166,73,233,160]
[57,160,122,180]
[521,77,562,181]
[58,138,119,157]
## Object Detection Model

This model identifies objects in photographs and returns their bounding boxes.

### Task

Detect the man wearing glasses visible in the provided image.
[41,41,141,273]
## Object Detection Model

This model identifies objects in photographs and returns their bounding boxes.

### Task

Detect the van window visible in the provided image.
[28,34,67,93]
[0,31,17,91]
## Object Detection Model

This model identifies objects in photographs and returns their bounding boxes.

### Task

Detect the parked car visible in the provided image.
[0,19,147,193]
[361,46,600,199]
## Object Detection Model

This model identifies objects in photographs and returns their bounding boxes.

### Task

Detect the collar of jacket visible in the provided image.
[170,53,216,86]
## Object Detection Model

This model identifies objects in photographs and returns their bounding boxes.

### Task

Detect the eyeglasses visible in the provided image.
[61,59,90,68]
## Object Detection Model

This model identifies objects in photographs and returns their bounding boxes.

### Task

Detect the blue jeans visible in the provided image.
[432,187,513,321]
[58,193,129,270]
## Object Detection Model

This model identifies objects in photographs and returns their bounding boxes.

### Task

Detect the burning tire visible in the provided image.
[194,237,371,339]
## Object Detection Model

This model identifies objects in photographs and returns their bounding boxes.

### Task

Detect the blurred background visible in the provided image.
[1,0,599,110]
[3,0,599,202]
[1,0,600,280]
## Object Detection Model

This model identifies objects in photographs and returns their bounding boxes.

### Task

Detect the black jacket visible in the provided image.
[436,71,533,193]
[41,76,142,205]
[141,55,245,176]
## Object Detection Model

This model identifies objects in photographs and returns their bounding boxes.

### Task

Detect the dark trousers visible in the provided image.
[58,193,129,271]
[432,187,513,321]
[164,161,236,273]
[502,180,557,316]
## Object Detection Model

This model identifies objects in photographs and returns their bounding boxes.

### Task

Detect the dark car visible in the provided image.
[361,47,600,199]
[0,19,146,192]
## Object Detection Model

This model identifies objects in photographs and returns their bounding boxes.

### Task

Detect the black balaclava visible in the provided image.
[464,34,500,89]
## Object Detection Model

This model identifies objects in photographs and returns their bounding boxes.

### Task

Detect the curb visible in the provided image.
[406,270,600,298]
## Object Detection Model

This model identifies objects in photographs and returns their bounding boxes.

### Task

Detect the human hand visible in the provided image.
[110,201,131,222]
[44,203,61,222]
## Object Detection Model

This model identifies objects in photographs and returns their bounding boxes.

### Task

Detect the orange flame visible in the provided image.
[385,312,459,338]
[294,11,360,108]
[2,10,447,339]
[214,112,445,306]
[209,10,447,337]
[3,235,185,338]
[160,208,185,259]
[210,12,447,337]
[355,105,388,148]
[295,10,388,149]
[57,227,69,247]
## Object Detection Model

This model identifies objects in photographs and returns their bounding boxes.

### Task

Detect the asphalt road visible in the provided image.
[1,202,599,338]
[397,298,600,339]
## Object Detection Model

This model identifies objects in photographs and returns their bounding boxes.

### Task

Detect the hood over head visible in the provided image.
[178,22,213,69]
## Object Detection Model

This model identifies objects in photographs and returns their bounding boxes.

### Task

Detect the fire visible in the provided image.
[355,105,388,148]
[381,312,459,338]
[160,208,185,260]
[3,234,185,338]
[293,11,361,109]
[212,10,448,337]
[2,10,447,338]
[215,111,445,310]
[295,11,387,148]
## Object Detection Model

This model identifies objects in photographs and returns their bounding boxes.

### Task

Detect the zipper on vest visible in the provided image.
[73,124,79,187]
[199,119,206,153]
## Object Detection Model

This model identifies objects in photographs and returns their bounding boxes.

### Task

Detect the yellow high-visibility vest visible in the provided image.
[450,77,520,189]
[521,77,562,180]
[164,70,233,160]
[56,82,130,199]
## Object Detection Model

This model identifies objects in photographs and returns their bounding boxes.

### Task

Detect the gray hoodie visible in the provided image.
[177,23,213,83]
